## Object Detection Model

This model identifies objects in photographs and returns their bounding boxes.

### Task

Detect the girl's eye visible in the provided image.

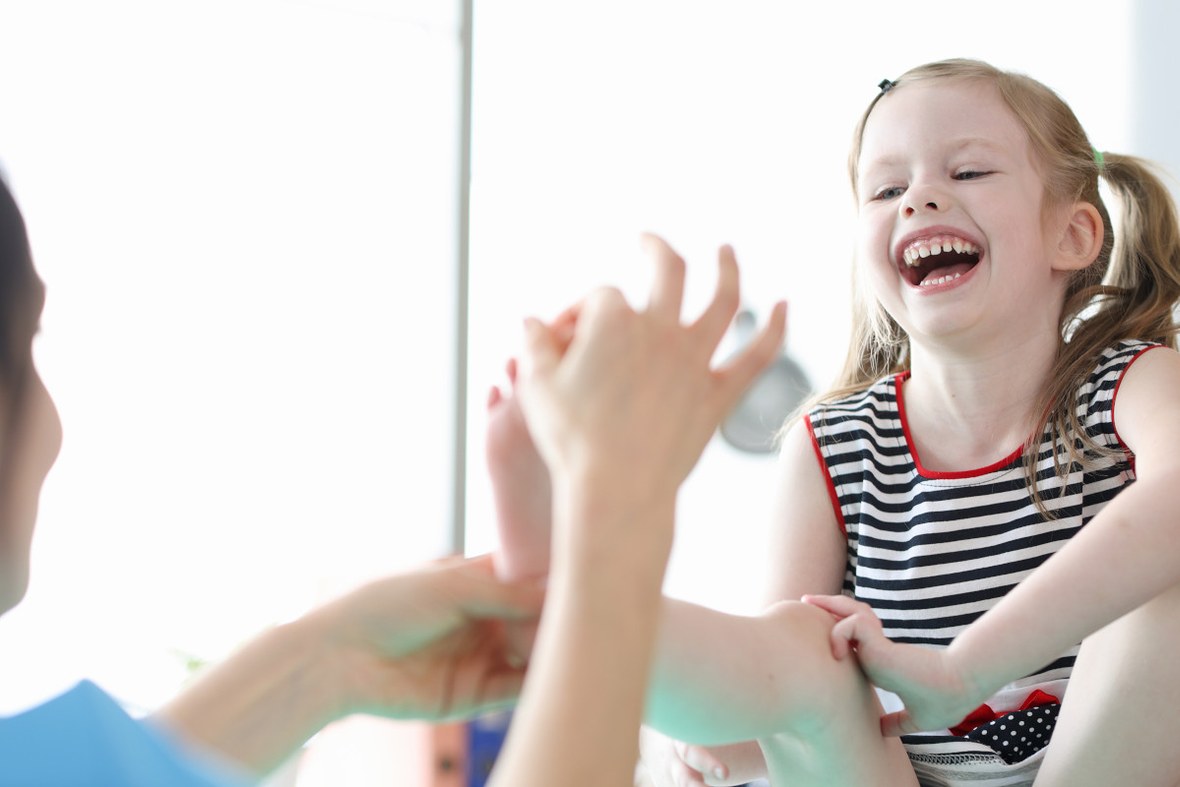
[954,170,991,181]
[873,185,905,201]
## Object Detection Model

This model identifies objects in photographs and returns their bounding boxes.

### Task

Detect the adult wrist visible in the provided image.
[550,463,677,526]
[294,597,369,723]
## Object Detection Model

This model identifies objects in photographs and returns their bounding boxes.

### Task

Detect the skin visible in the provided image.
[0,278,61,614]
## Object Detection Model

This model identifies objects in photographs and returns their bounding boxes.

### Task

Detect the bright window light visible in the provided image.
[0,5,463,783]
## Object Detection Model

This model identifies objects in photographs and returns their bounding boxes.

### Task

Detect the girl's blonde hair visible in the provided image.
[820,58,1180,511]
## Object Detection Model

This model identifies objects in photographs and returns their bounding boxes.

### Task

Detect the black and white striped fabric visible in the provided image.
[805,340,1156,782]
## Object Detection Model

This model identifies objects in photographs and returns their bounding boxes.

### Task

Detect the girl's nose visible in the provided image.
[900,183,948,217]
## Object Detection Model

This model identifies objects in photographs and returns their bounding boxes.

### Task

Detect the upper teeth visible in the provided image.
[902,236,979,267]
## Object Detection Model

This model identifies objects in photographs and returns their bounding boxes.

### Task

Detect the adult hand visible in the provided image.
[318,554,545,722]
[159,554,545,776]
[802,594,986,736]
[516,235,786,506]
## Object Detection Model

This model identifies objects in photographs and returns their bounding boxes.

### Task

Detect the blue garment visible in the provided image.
[0,680,253,787]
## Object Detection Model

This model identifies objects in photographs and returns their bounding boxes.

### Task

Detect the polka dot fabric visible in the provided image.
[963,703,1060,764]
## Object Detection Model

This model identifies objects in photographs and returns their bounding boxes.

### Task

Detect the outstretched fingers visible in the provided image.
[642,233,687,323]
[713,299,786,412]
[691,244,742,348]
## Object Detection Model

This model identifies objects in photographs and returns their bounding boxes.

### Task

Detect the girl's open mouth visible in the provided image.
[899,234,981,287]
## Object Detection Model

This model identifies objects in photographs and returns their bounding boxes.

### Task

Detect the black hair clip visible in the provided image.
[878,78,896,95]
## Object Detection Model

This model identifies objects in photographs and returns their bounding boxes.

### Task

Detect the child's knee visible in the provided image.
[754,601,912,784]
[758,600,880,736]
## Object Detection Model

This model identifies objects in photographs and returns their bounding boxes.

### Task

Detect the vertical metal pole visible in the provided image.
[451,0,474,555]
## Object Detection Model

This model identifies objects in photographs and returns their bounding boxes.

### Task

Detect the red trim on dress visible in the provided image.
[950,689,1060,737]
[805,414,848,537]
[894,372,1023,479]
[1109,344,1162,464]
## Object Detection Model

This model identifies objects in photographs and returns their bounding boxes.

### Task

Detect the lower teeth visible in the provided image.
[921,272,963,287]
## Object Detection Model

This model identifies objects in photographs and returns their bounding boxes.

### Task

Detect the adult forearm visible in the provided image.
[153,614,342,777]
[490,489,671,787]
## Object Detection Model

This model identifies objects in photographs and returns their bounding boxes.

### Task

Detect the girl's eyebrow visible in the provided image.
[948,136,1008,155]
[860,136,1008,179]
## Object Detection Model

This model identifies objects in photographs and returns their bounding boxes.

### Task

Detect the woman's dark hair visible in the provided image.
[0,175,40,447]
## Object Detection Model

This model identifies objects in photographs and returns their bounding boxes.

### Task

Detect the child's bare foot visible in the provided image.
[487,358,553,583]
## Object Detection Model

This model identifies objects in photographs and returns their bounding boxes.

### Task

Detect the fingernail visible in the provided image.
[713,766,727,780]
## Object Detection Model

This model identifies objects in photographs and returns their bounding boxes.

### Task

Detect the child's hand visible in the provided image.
[802,594,987,736]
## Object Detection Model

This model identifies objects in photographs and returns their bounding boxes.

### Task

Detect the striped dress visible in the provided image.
[804,340,1157,787]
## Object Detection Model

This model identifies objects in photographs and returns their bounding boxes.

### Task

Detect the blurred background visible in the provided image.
[0,0,1175,783]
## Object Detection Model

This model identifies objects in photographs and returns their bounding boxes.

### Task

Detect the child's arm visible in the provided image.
[638,417,849,783]
[807,346,1180,736]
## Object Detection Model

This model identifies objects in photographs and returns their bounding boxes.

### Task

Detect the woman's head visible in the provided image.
[0,175,61,613]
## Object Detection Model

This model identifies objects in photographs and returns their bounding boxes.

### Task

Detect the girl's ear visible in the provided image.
[1053,201,1104,272]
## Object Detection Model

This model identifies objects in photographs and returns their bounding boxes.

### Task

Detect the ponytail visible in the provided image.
[1076,154,1180,351]
[1023,155,1180,509]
